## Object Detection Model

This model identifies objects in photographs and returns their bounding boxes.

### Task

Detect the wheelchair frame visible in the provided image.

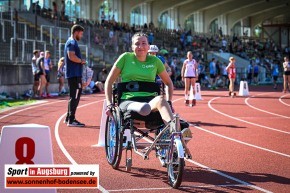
[105,83,192,188]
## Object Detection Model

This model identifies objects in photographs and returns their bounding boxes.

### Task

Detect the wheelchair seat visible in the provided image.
[113,81,164,129]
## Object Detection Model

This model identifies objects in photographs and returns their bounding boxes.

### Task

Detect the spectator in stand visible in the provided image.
[170,58,178,85]
[148,32,154,45]
[272,60,279,90]
[36,52,47,98]
[253,62,259,85]
[197,59,205,87]
[283,56,290,93]
[57,57,65,95]
[61,0,65,20]
[31,50,40,98]
[52,1,58,19]
[98,68,108,84]
[43,51,52,97]
[209,58,217,89]
[101,11,106,25]
[247,61,253,85]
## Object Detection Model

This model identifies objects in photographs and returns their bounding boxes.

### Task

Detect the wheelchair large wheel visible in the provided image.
[105,107,123,169]
[167,138,185,188]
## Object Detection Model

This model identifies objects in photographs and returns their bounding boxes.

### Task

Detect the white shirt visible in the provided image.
[184,59,197,77]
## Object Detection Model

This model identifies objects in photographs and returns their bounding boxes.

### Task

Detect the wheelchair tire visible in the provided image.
[167,139,185,188]
[105,107,123,169]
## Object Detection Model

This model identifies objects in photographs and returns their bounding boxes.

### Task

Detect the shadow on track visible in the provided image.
[190,121,246,129]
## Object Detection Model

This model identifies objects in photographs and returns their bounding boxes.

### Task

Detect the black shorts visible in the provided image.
[273,76,278,81]
[184,76,196,79]
[34,74,40,81]
[45,72,50,82]
[284,71,290,76]
[210,74,216,79]
[247,73,252,79]
[254,73,258,77]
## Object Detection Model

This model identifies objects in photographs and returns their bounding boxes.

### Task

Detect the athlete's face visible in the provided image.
[285,57,289,62]
[75,31,84,41]
[132,36,149,58]
[187,53,193,60]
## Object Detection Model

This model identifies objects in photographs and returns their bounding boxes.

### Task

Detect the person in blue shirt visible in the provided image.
[272,61,279,89]
[64,24,86,127]
[209,58,217,89]
[253,62,259,85]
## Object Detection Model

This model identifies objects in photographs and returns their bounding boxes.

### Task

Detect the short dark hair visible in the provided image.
[33,50,40,55]
[71,24,84,34]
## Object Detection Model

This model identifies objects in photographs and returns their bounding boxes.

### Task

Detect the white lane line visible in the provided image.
[139,127,272,192]
[108,184,252,192]
[54,99,109,193]
[185,159,272,193]
[0,100,65,120]
[245,96,290,119]
[140,136,272,193]
[192,124,290,158]
[279,94,290,107]
[208,97,290,135]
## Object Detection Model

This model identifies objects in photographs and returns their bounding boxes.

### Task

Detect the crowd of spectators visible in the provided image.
[26,3,290,89]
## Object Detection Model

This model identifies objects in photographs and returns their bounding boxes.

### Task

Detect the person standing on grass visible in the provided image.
[226,57,237,97]
[57,57,65,95]
[31,50,40,98]
[181,51,198,107]
[64,24,86,127]
[283,56,290,93]
[272,60,279,90]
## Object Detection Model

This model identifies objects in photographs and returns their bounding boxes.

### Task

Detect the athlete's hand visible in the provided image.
[81,59,86,65]
[105,104,114,116]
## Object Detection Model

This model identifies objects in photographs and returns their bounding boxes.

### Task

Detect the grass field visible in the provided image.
[0,99,37,110]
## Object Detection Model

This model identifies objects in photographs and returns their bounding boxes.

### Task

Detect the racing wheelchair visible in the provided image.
[105,81,192,188]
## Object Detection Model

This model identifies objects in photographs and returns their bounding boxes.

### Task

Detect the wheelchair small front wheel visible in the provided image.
[167,138,185,188]
[105,108,123,169]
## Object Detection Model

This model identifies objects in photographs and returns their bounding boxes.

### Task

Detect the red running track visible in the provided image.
[0,85,290,193]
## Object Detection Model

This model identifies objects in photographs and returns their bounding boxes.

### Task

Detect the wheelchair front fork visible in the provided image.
[124,120,134,172]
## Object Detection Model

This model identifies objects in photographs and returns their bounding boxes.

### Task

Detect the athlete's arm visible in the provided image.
[67,51,86,64]
[159,70,173,101]
[226,63,232,71]
[40,61,46,75]
[181,61,186,79]
[104,65,121,106]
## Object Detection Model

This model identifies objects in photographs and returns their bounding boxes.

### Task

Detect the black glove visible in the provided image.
[167,101,174,113]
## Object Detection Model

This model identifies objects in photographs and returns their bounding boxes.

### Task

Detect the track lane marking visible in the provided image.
[208,97,290,135]
[245,94,290,119]
[0,100,65,120]
[54,99,109,193]
[279,94,290,107]
[192,125,290,158]
[140,130,272,193]
[108,184,253,192]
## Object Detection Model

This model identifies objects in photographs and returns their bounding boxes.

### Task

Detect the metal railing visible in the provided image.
[40,25,70,44]
[10,38,47,62]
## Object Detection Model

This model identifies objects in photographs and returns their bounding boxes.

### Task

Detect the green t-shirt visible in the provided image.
[115,52,165,99]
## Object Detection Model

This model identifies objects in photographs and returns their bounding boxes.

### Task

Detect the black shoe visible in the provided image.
[67,119,85,127]
[63,117,69,124]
